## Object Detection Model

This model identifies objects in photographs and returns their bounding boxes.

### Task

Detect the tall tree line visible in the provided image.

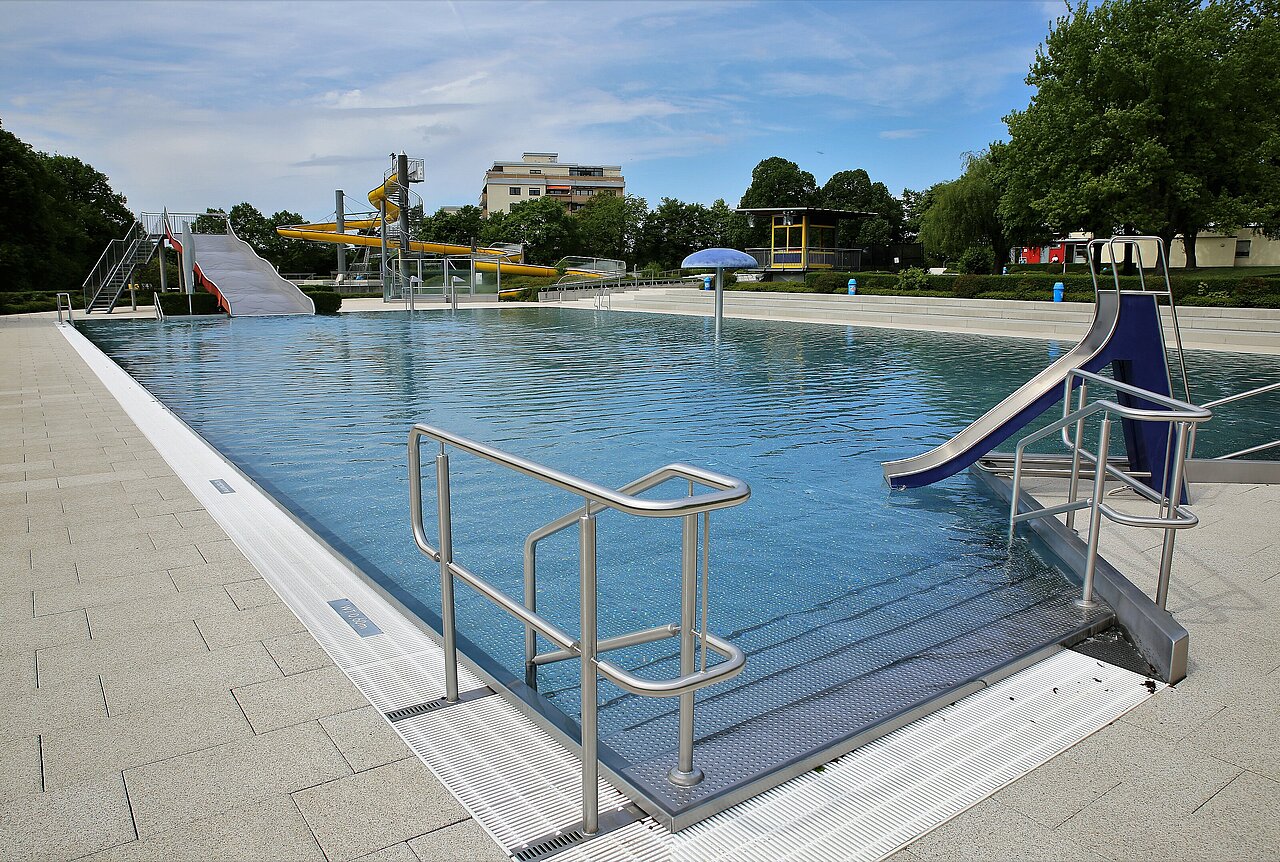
[1,119,133,294]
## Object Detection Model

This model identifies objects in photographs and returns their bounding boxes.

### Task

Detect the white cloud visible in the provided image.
[879,129,929,140]
[1,0,1041,217]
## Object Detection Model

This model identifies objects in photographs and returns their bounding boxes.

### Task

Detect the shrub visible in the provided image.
[302,290,341,314]
[957,246,995,275]
[952,274,982,298]
[896,267,930,291]
[158,292,223,315]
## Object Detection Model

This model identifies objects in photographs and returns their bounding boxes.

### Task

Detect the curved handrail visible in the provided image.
[407,424,751,833]
[410,424,748,523]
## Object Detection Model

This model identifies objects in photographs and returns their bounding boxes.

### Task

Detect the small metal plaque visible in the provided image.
[210,479,235,494]
[327,599,382,637]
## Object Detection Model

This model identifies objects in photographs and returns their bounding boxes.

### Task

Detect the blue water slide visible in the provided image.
[882,291,1176,493]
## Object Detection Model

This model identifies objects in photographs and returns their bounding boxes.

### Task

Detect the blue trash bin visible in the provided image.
[1053,281,1065,302]
[847,278,858,296]
[702,275,713,291]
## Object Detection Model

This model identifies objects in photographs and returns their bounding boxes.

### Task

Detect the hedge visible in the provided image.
[302,290,342,314]
[0,291,83,315]
[790,270,1280,308]
[498,275,561,302]
[158,292,223,316]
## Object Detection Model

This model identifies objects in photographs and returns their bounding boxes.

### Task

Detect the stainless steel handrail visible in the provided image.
[55,293,73,323]
[153,292,165,322]
[1010,369,1210,609]
[407,424,750,834]
[1189,381,1280,461]
[1086,236,1190,404]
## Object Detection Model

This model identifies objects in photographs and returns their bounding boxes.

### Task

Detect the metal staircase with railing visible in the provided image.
[82,220,161,314]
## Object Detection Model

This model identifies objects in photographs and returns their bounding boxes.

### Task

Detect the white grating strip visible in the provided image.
[64,325,1161,862]
[395,695,631,853]
[553,649,1160,862]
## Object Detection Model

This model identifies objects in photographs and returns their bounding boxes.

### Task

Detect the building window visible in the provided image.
[529,188,540,196]
[1236,239,1252,258]
[569,167,604,177]
[509,187,521,196]
[491,165,503,172]
[530,169,541,174]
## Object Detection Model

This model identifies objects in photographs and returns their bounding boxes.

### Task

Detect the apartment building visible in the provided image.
[480,152,625,216]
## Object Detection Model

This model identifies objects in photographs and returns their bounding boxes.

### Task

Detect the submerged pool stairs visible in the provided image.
[584,549,1114,825]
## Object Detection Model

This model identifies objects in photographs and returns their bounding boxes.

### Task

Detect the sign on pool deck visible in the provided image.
[327,598,383,637]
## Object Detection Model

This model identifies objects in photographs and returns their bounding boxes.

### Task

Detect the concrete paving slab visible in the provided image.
[74,544,205,582]
[123,720,352,836]
[85,793,325,862]
[0,607,88,653]
[905,797,1108,862]
[356,842,420,862]
[85,584,239,641]
[0,774,135,862]
[406,819,508,862]
[0,735,43,802]
[34,620,208,688]
[40,689,253,790]
[34,569,176,617]
[224,578,280,611]
[264,630,336,676]
[168,558,262,591]
[99,641,282,716]
[196,601,308,650]
[292,758,468,862]
[232,665,370,734]
[319,706,412,773]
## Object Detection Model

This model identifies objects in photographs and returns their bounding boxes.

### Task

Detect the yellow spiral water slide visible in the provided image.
[275,177,600,279]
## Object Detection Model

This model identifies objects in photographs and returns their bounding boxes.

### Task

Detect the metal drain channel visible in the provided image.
[65,325,1164,862]
[385,687,494,722]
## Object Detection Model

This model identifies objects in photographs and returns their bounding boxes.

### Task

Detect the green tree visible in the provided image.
[0,121,60,292]
[819,169,904,247]
[1001,0,1280,267]
[738,157,819,246]
[480,196,578,265]
[42,153,133,288]
[705,198,750,249]
[919,151,1010,271]
[416,204,485,248]
[901,187,938,244]
[573,193,647,262]
[227,202,273,250]
[636,198,716,270]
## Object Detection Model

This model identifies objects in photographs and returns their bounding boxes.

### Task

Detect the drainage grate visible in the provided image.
[513,830,586,861]
[385,687,493,722]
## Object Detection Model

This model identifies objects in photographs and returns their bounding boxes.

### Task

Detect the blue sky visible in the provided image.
[1,0,1065,220]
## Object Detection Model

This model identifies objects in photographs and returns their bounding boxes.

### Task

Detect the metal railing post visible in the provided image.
[437,448,459,702]
[1155,421,1190,608]
[579,509,599,835]
[523,544,538,690]
[1077,416,1112,609]
[1065,381,1088,531]
[668,512,705,787]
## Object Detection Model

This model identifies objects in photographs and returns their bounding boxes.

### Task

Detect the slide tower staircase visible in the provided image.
[82,220,162,314]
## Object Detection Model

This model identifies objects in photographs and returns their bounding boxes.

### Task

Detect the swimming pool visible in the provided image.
[80,307,1279,817]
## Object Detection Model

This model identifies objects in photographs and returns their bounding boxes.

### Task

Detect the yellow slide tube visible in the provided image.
[276,177,600,279]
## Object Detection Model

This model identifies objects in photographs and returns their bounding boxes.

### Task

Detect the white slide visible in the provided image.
[185,231,315,317]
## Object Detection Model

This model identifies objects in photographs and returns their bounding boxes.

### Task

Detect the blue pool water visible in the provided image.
[80,309,1278,749]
